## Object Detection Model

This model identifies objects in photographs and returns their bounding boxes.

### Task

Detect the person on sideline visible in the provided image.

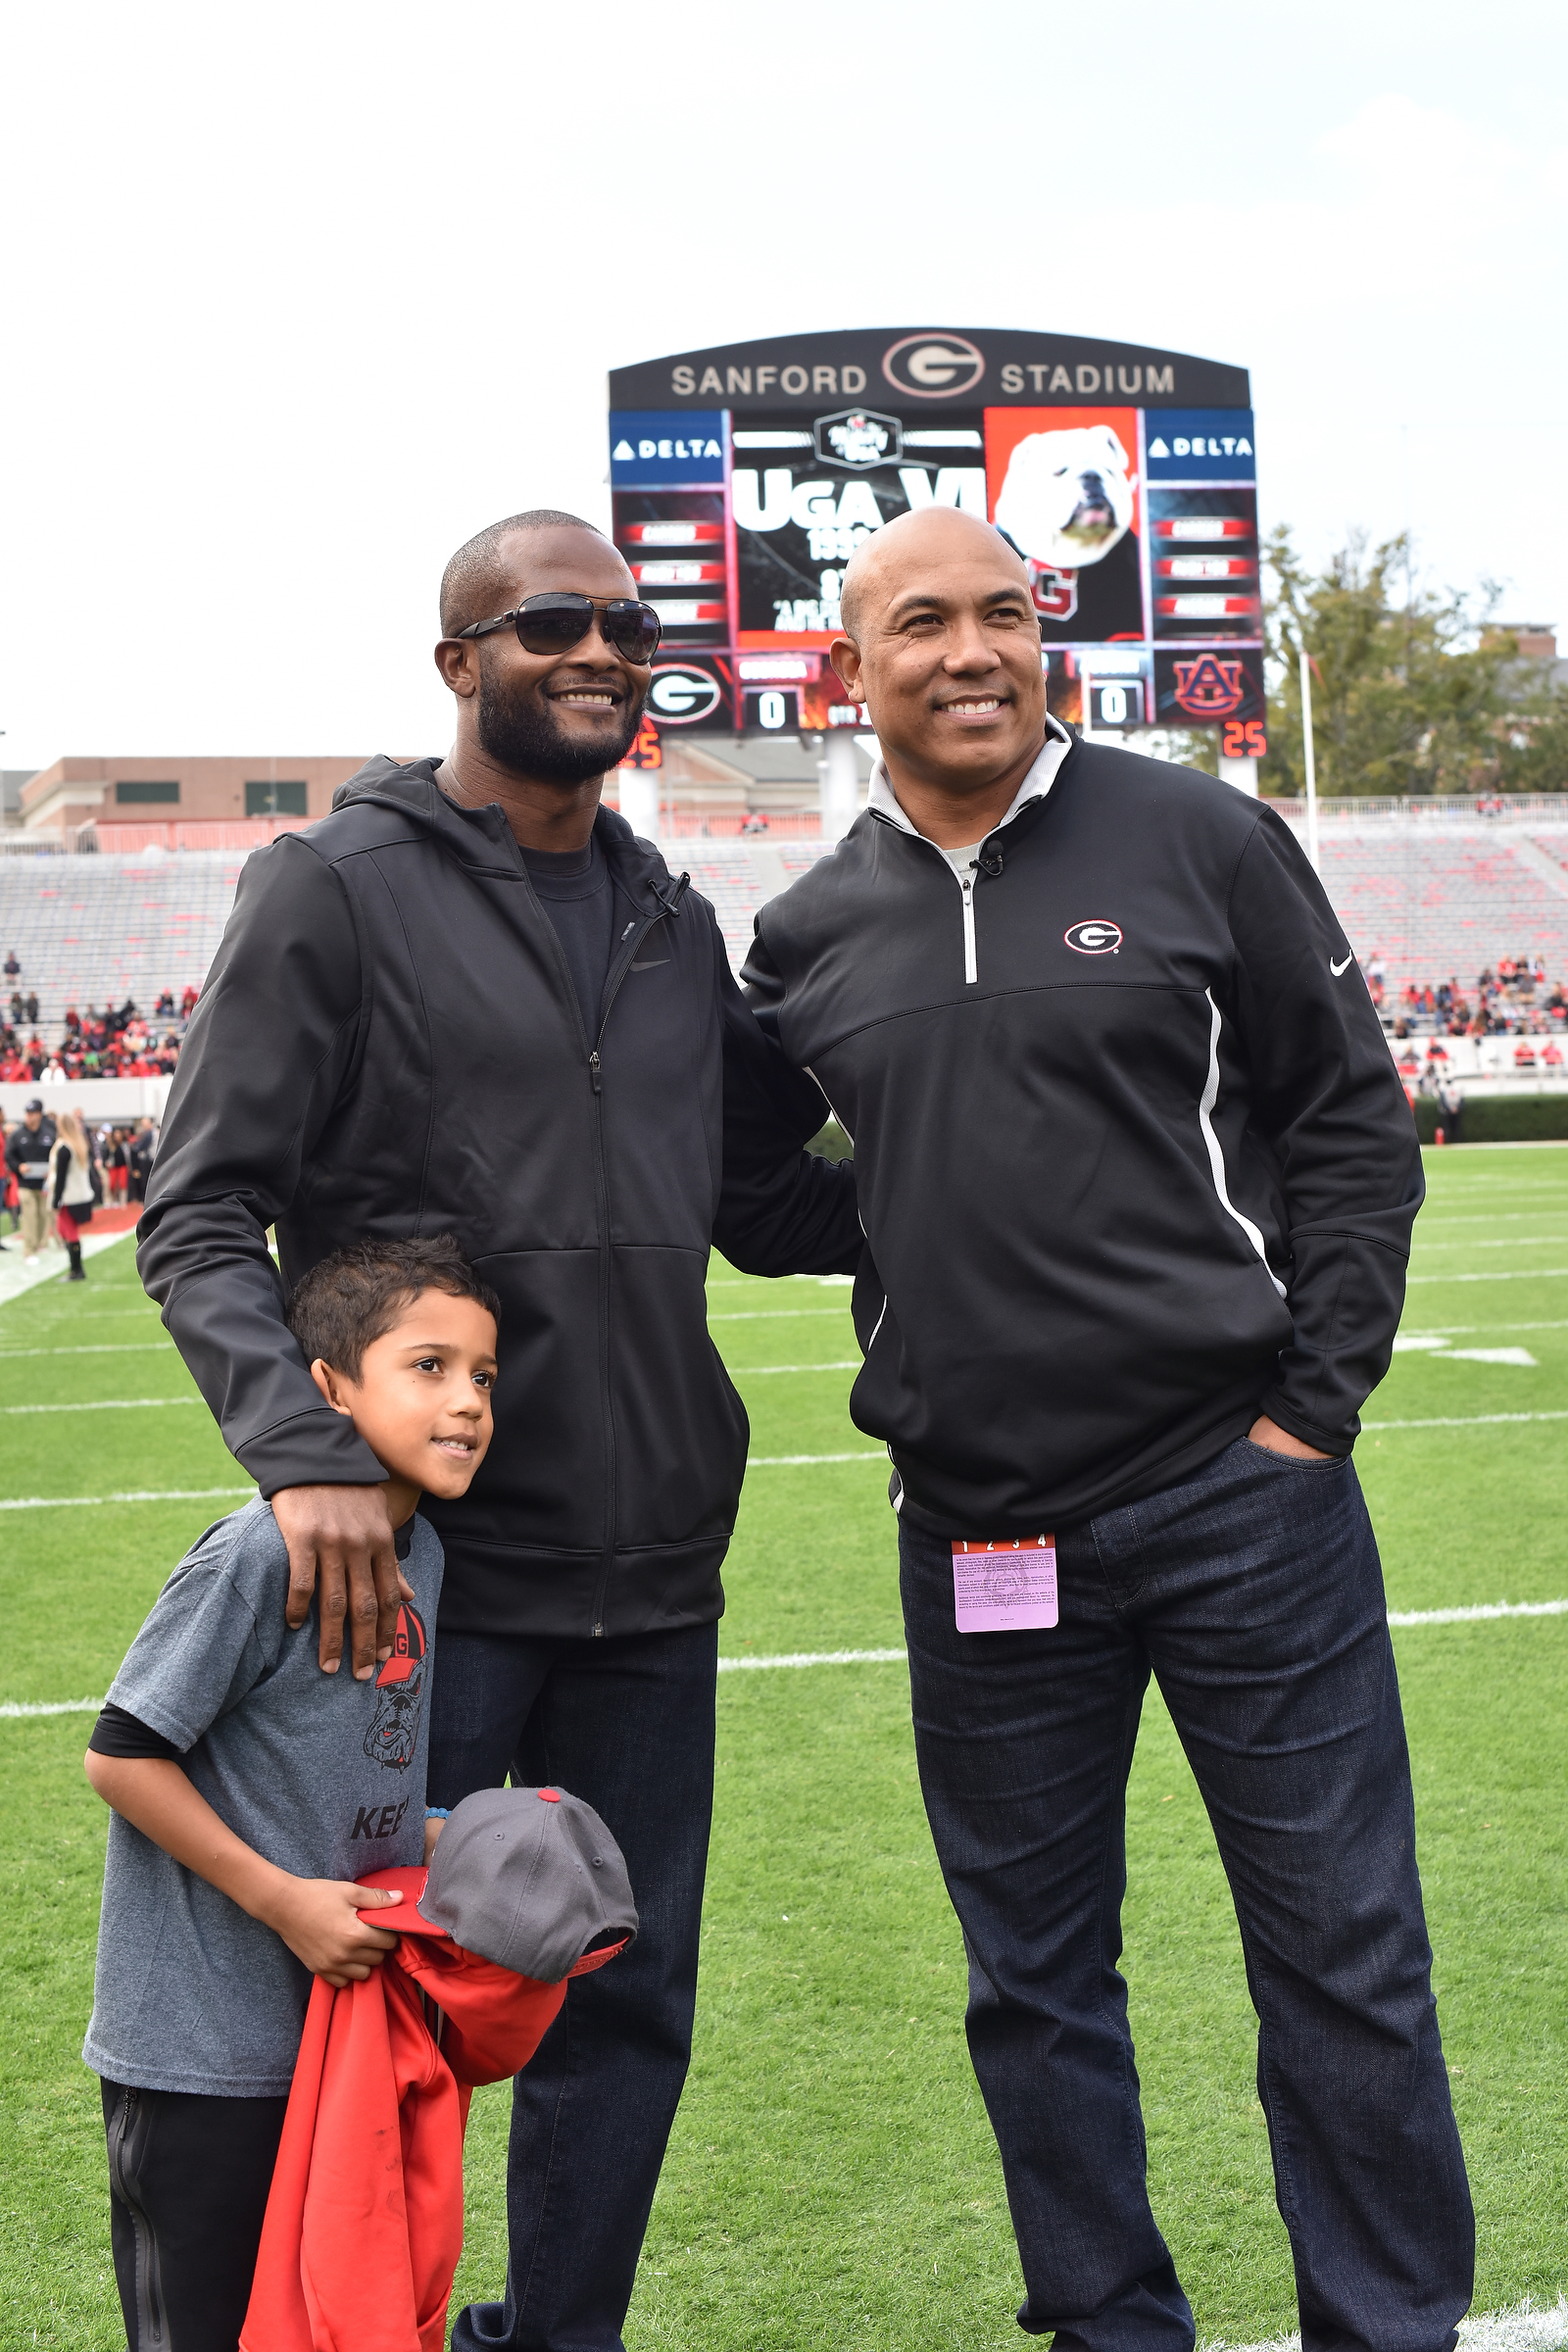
[50,1107,98,1280]
[742,507,1471,2352]
[138,510,859,2352]
[7,1097,57,1263]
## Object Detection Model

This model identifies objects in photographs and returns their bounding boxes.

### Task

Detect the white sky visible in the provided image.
[2,0,1564,770]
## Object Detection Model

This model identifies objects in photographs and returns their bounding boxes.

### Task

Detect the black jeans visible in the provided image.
[99,2078,287,2352]
[427,1619,717,2352]
[900,1437,1473,2352]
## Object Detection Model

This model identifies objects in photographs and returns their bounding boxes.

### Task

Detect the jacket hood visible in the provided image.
[330,755,675,900]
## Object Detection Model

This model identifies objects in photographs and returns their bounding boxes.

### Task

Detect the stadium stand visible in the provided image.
[0,852,243,1026]
[2,812,1566,1040]
[1314,825,1568,996]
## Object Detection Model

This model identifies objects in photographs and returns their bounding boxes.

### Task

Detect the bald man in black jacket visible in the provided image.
[742,507,1472,2352]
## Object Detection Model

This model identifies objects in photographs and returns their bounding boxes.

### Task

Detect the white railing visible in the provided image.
[1266,794,1568,824]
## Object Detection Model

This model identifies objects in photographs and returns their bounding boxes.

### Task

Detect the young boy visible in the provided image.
[82,1235,500,2352]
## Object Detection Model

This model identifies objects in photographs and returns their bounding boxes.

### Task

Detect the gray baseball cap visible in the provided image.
[416,1785,638,1982]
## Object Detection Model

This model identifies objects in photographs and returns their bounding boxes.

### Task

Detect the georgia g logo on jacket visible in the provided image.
[1064,919,1122,956]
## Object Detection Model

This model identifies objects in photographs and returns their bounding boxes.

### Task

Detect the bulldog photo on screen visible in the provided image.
[986,407,1146,642]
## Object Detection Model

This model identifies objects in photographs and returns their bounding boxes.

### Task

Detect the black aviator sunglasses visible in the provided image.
[453,593,662,665]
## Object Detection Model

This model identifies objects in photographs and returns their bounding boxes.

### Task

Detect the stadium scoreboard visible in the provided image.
[609,326,1263,761]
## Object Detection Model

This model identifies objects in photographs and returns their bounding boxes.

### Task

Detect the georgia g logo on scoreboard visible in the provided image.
[1064,919,1123,956]
[648,665,724,724]
[881,331,985,400]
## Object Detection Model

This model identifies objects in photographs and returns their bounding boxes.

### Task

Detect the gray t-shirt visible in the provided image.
[83,1497,444,2095]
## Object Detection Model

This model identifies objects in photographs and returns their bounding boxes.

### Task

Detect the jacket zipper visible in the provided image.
[585,873,691,1637]
[108,2084,169,2347]
[869,810,988,985]
[958,868,978,985]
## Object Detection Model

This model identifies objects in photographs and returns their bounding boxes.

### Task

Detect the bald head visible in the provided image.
[440,510,613,637]
[827,505,1049,813]
[838,507,1032,644]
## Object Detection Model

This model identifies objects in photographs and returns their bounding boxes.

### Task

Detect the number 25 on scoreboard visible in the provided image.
[1222,719,1267,758]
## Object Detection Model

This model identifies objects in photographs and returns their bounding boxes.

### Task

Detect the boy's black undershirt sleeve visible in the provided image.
[88,1704,185,1762]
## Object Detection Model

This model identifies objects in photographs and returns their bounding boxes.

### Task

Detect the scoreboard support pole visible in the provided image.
[820,729,861,843]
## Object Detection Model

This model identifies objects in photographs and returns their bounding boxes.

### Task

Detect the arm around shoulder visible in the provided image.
[713,911,861,1278]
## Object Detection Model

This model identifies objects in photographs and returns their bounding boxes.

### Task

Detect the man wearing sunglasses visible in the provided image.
[139,510,861,2352]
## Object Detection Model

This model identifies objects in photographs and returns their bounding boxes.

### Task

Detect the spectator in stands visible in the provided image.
[2,949,19,979]
[155,989,174,1016]
[140,504,862,2352]
[7,1100,57,1263]
[8,990,22,1024]
[179,983,198,1017]
[49,1108,97,1282]
[24,991,38,1026]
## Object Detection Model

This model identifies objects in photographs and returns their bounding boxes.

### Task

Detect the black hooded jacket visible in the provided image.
[743,734,1422,1539]
[138,758,859,1638]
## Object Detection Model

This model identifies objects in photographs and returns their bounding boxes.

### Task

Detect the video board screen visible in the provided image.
[608,329,1260,745]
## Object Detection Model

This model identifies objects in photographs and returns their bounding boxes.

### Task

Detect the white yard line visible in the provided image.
[0,1226,134,1307]
[746,1450,886,1466]
[1207,2295,1568,2352]
[0,1340,173,1359]
[1387,1598,1568,1626]
[709,1307,852,1323]
[731,1360,859,1376]
[0,1485,252,1513]
[7,1603,1562,1721]
[1365,1409,1568,1430]
[1406,1267,1568,1285]
[1399,1319,1568,1337]
[717,1647,909,1674]
[0,1395,200,1415]
[1416,1235,1568,1250]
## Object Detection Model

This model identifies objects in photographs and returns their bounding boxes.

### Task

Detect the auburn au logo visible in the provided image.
[1172,655,1247,717]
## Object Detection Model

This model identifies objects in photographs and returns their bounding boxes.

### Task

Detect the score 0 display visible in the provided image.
[608,326,1264,759]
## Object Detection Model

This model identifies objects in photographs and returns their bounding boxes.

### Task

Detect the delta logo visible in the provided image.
[1172,656,1247,718]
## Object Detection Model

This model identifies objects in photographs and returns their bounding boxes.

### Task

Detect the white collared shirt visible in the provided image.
[865,716,1074,874]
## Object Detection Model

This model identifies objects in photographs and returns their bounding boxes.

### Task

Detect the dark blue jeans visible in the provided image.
[900,1437,1473,2352]
[427,1619,717,2352]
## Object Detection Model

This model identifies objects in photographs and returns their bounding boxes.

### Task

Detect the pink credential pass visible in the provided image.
[952,1537,1059,1632]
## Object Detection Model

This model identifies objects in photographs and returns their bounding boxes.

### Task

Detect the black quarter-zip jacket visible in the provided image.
[138,758,860,1638]
[742,728,1422,1539]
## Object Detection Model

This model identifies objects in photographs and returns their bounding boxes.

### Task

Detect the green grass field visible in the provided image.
[2,1147,1565,2349]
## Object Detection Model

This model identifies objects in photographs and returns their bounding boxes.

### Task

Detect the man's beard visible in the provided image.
[476,661,645,784]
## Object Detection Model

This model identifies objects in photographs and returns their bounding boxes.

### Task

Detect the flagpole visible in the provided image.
[1298,648,1320,875]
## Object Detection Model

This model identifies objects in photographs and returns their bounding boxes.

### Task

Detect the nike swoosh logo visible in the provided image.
[1330,953,1352,977]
